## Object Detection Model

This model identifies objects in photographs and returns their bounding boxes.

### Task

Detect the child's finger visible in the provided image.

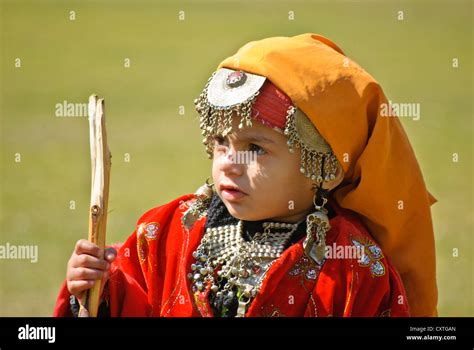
[74,239,103,258]
[71,253,109,270]
[68,280,95,295]
[70,267,105,281]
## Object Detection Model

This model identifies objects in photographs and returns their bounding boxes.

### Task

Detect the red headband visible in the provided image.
[251,81,293,130]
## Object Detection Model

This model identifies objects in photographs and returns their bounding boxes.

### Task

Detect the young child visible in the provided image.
[54,33,437,317]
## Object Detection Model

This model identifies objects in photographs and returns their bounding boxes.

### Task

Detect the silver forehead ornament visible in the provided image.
[195,68,339,184]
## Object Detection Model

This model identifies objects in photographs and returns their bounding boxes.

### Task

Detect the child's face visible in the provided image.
[212,116,339,223]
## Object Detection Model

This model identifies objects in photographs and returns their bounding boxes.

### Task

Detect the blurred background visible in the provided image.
[0,0,472,316]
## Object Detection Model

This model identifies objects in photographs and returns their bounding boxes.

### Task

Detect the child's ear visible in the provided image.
[322,164,344,190]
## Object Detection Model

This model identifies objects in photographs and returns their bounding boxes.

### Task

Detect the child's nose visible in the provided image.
[218,149,244,177]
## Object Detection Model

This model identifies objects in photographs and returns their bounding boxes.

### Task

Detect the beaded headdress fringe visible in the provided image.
[194,69,340,185]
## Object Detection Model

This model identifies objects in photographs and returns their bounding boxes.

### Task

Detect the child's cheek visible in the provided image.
[211,158,220,180]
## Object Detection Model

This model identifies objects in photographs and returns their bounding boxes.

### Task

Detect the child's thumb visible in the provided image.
[104,247,117,263]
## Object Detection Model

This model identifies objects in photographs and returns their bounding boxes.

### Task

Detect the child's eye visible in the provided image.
[249,143,266,155]
[214,135,228,146]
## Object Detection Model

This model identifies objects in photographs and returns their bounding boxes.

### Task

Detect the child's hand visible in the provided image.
[66,239,117,301]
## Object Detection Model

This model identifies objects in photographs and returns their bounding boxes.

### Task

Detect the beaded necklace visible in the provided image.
[190,220,300,317]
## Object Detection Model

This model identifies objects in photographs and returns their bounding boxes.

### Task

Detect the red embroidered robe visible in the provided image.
[53,194,410,317]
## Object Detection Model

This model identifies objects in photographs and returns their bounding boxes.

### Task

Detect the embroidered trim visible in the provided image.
[352,237,386,277]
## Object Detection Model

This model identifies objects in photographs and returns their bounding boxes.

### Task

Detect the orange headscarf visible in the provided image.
[218,33,437,316]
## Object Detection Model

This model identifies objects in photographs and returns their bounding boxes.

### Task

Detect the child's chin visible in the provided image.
[225,203,265,221]
[225,207,246,220]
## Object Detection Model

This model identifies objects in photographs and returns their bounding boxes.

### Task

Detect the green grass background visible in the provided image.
[0,0,472,316]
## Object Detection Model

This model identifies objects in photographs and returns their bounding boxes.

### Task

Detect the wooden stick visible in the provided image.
[78,95,111,317]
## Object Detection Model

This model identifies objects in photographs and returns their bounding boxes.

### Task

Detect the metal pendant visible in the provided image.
[207,68,266,108]
[304,210,330,265]
[181,181,213,230]
[236,294,251,318]
[312,243,326,263]
[236,300,247,318]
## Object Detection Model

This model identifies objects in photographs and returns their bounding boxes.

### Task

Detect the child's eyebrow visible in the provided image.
[232,133,276,144]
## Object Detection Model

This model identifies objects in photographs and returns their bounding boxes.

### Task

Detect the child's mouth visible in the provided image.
[221,188,247,201]
[219,184,248,201]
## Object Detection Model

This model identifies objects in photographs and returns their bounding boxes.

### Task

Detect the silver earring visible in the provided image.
[303,188,330,264]
[182,178,214,230]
